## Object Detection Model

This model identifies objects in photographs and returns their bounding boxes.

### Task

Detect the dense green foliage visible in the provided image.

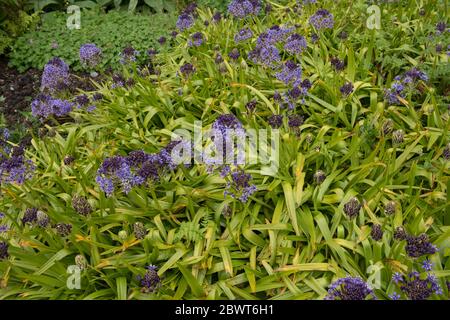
[9,9,176,72]
[0,0,449,300]
[0,1,40,55]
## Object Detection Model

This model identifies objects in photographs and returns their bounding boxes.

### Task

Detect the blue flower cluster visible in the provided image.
[224,169,257,202]
[325,276,376,300]
[392,271,442,300]
[138,265,161,293]
[284,33,307,54]
[79,43,102,68]
[0,241,8,260]
[0,130,35,186]
[96,143,180,197]
[234,28,254,43]
[228,0,262,19]
[176,3,198,31]
[384,67,428,105]
[40,57,70,93]
[119,46,139,65]
[0,212,8,234]
[205,114,246,169]
[276,60,302,87]
[31,94,74,120]
[405,233,437,258]
[309,9,335,30]
[189,32,204,47]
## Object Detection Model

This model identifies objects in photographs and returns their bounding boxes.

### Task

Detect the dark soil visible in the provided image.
[0,55,41,127]
[0,55,105,135]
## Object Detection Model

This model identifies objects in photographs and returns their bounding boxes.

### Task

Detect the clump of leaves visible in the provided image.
[9,10,177,72]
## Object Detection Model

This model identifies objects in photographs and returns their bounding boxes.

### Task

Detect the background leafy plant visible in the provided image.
[9,9,176,72]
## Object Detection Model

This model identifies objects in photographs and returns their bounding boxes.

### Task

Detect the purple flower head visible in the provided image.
[215,53,224,64]
[273,91,282,102]
[72,196,93,216]
[0,142,35,186]
[313,170,326,184]
[395,271,443,300]
[405,233,437,258]
[79,43,102,68]
[343,197,361,219]
[309,9,335,30]
[170,31,178,38]
[55,223,72,237]
[36,211,49,228]
[119,46,139,64]
[422,260,433,272]
[0,241,8,260]
[92,93,103,101]
[182,2,198,15]
[111,73,126,89]
[41,57,70,93]
[228,0,261,19]
[436,21,447,34]
[31,94,74,120]
[96,146,180,197]
[340,82,354,96]
[139,265,161,293]
[443,143,450,160]
[288,114,304,127]
[234,28,253,43]
[176,13,195,31]
[213,114,243,134]
[213,12,222,22]
[75,94,90,109]
[265,25,295,44]
[276,60,302,87]
[189,32,204,47]
[0,129,9,147]
[389,292,401,300]
[133,222,147,240]
[96,155,147,196]
[311,33,319,43]
[248,42,279,68]
[284,33,307,54]
[158,36,167,45]
[394,226,407,240]
[404,67,428,82]
[325,277,376,300]
[330,56,345,71]
[268,115,283,128]
[180,63,195,77]
[147,48,158,57]
[64,155,75,166]
[245,100,257,112]
[228,48,241,60]
[371,224,383,241]
[224,169,257,202]
[22,208,38,224]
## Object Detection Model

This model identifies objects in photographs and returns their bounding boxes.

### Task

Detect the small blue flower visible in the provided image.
[422,259,433,272]
[392,272,403,284]
[389,292,401,300]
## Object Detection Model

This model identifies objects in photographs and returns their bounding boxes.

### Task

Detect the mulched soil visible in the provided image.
[0,55,104,132]
[0,55,41,127]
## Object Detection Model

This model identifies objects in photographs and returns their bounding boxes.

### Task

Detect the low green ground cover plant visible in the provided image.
[9,9,177,72]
